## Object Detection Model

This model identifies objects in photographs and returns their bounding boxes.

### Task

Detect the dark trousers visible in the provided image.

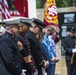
[66,61,75,75]
[37,66,43,75]
[25,69,33,75]
[70,64,75,75]
[66,61,71,75]
[26,71,31,75]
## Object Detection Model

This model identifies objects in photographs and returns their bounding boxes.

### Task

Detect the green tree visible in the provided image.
[8,0,15,10]
[8,0,76,10]
[56,0,76,7]
[36,0,45,8]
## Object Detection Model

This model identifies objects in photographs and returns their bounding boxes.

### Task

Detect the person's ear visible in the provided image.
[10,26,13,29]
[10,26,14,32]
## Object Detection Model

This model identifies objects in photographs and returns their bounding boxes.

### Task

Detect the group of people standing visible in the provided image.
[0,18,59,75]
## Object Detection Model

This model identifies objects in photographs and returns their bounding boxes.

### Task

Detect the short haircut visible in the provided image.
[45,26,55,35]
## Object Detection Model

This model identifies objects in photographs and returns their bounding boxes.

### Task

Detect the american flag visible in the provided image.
[0,0,10,20]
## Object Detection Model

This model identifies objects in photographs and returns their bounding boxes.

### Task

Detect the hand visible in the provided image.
[72,48,76,53]
[21,69,26,75]
[51,57,59,62]
[51,57,56,62]
[54,57,59,62]
[43,60,47,67]
[46,61,49,66]
[17,41,24,50]
[43,60,49,69]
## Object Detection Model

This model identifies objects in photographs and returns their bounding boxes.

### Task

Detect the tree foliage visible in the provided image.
[36,0,76,8]
[8,0,15,10]
[8,0,76,10]
[56,0,76,7]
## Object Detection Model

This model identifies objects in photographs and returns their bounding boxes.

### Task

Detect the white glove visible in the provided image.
[21,69,26,75]
[42,68,47,75]
[72,48,76,53]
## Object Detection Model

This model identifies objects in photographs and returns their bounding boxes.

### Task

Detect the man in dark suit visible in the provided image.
[62,27,75,75]
[0,22,22,75]
[25,18,47,75]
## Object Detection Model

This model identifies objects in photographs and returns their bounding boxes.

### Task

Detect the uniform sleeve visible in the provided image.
[40,43,49,61]
[27,39,44,66]
[62,38,72,55]
[0,40,21,75]
[41,42,52,60]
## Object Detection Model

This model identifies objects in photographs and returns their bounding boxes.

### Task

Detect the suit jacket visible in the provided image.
[16,33,33,73]
[0,32,22,75]
[62,35,75,61]
[25,30,44,67]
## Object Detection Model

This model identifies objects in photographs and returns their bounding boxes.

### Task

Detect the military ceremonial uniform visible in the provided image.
[25,30,44,74]
[16,32,33,75]
[25,18,46,75]
[0,32,22,75]
[16,20,36,75]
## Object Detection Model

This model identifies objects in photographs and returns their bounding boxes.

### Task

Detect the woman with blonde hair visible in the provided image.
[42,26,59,75]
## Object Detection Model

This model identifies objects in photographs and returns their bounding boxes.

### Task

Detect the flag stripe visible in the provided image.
[0,0,10,19]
